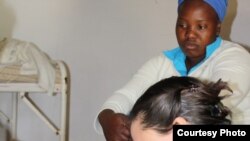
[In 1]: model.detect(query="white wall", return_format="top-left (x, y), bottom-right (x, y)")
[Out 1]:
top-left (0, 0), bottom-right (249, 141)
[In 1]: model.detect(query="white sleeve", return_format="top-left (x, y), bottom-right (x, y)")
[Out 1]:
top-left (211, 46), bottom-right (250, 123)
top-left (93, 55), bottom-right (171, 134)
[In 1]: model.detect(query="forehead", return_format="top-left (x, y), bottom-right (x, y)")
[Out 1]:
top-left (131, 118), bottom-right (172, 141)
top-left (178, 0), bottom-right (217, 21)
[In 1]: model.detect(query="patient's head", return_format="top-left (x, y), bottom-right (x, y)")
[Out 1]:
top-left (129, 76), bottom-right (232, 141)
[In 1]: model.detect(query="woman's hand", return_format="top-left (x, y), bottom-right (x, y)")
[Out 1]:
top-left (98, 109), bottom-right (131, 141)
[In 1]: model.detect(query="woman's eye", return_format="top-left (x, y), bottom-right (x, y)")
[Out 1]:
top-left (178, 23), bottom-right (187, 28)
top-left (197, 25), bottom-right (207, 30)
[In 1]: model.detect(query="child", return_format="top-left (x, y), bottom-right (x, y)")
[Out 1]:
top-left (130, 76), bottom-right (232, 141)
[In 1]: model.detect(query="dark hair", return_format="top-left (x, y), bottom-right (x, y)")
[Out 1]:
top-left (129, 76), bottom-right (232, 133)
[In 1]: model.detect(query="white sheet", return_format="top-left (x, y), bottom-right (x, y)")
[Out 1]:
top-left (0, 38), bottom-right (56, 96)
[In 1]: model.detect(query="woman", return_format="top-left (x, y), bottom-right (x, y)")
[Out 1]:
top-left (130, 76), bottom-right (232, 141)
top-left (95, 0), bottom-right (250, 141)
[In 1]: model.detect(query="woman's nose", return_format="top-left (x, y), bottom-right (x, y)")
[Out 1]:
top-left (185, 28), bottom-right (196, 40)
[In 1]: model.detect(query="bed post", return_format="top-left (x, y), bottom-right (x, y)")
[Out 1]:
top-left (58, 61), bottom-right (69, 141)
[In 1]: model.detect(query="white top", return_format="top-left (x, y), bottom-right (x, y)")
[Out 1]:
top-left (94, 40), bottom-right (250, 134)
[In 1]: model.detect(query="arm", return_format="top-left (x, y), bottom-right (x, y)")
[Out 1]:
top-left (98, 109), bottom-right (131, 141)
top-left (94, 55), bottom-right (173, 139)
top-left (210, 45), bottom-right (250, 123)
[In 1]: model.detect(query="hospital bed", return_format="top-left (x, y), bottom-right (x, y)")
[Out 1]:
top-left (0, 38), bottom-right (70, 141)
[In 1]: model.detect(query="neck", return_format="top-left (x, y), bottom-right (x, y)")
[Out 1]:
top-left (185, 56), bottom-right (205, 72)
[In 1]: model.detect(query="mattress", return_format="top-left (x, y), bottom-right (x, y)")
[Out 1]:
top-left (0, 63), bottom-right (62, 93)
top-left (0, 64), bottom-right (61, 83)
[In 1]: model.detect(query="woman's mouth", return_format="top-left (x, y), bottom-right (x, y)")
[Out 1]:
top-left (183, 42), bottom-right (199, 50)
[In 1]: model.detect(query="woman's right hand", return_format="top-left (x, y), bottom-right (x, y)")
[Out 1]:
top-left (98, 109), bottom-right (131, 141)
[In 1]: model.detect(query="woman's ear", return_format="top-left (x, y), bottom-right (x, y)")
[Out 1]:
top-left (216, 23), bottom-right (221, 36)
top-left (173, 117), bottom-right (189, 125)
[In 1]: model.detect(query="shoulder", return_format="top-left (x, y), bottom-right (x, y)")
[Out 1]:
top-left (209, 40), bottom-right (250, 67)
top-left (144, 53), bottom-right (169, 64)
top-left (137, 53), bottom-right (173, 72)
top-left (214, 40), bottom-right (250, 60)
top-left (220, 40), bottom-right (249, 54)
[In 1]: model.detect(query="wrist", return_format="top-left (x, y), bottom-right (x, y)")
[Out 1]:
top-left (98, 109), bottom-right (115, 127)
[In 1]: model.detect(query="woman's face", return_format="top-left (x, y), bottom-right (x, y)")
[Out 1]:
top-left (176, 0), bottom-right (220, 59)
top-left (131, 117), bottom-right (173, 141)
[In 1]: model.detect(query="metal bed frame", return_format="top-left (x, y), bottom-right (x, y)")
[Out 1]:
top-left (0, 61), bottom-right (70, 141)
